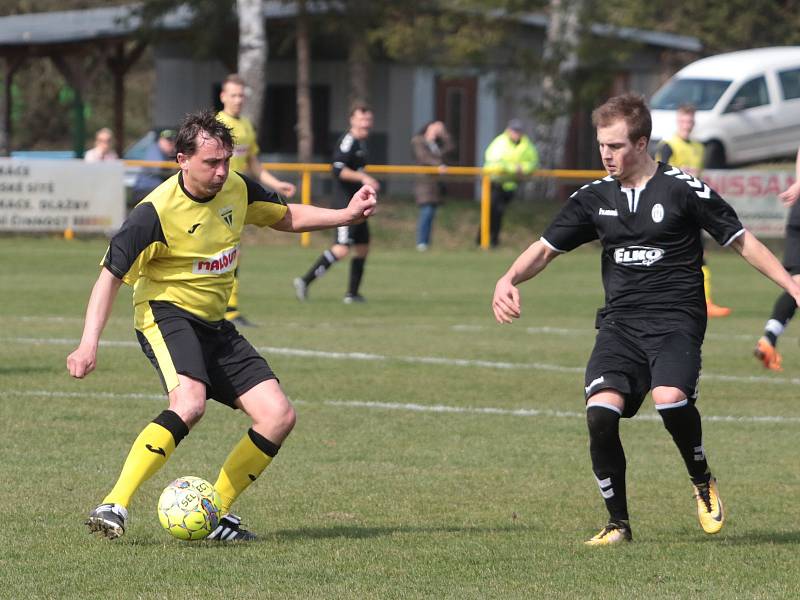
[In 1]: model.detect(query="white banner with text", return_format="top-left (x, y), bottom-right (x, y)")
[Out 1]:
top-left (0, 159), bottom-right (125, 233)
top-left (704, 169), bottom-right (794, 238)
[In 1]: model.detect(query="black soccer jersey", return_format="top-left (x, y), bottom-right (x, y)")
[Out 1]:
top-left (331, 131), bottom-right (368, 208)
top-left (541, 162), bottom-right (744, 320)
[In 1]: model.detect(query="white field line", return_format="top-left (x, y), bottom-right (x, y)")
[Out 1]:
top-left (9, 335), bottom-right (800, 387)
top-left (10, 389), bottom-right (800, 425)
top-left (452, 323), bottom-right (785, 343)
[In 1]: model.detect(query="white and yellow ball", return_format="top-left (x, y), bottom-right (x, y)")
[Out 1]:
top-left (157, 476), bottom-right (222, 540)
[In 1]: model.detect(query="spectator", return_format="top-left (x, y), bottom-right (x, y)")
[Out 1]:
top-left (84, 128), bottom-right (118, 162)
top-left (479, 119), bottom-right (539, 247)
top-left (131, 129), bottom-right (177, 203)
top-left (411, 120), bottom-right (453, 251)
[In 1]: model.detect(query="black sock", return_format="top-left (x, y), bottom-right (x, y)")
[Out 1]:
top-left (586, 405), bottom-right (628, 522)
top-left (657, 400), bottom-right (709, 484)
top-left (349, 257), bottom-right (365, 296)
top-left (302, 250), bottom-right (337, 284)
top-left (764, 292), bottom-right (797, 347)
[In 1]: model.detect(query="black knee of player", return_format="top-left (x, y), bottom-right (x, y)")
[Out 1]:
top-left (586, 404), bottom-right (621, 443)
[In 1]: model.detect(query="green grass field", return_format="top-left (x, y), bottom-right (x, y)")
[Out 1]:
top-left (3, 232), bottom-right (800, 599)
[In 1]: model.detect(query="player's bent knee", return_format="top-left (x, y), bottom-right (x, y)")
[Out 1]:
top-left (651, 386), bottom-right (686, 406)
top-left (168, 375), bottom-right (207, 426)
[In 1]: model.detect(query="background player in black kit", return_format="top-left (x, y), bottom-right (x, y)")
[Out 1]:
top-left (294, 103), bottom-right (380, 303)
top-left (754, 144), bottom-right (800, 371)
top-left (492, 94), bottom-right (800, 546)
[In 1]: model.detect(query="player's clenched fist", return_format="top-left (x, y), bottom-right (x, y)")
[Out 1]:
top-left (67, 345), bottom-right (97, 379)
top-left (347, 184), bottom-right (378, 222)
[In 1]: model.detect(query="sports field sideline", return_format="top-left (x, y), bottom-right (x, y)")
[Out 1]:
top-left (3, 236), bottom-right (800, 599)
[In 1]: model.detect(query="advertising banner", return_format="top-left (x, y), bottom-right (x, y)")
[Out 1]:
top-left (0, 159), bottom-right (125, 233)
top-left (704, 169), bottom-right (794, 238)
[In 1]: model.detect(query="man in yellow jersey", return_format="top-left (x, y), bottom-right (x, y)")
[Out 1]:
top-left (67, 110), bottom-right (377, 541)
top-left (656, 104), bottom-right (731, 318)
top-left (217, 73), bottom-right (297, 326)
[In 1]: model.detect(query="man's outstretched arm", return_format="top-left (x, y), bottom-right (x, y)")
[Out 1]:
top-left (730, 230), bottom-right (800, 305)
top-left (270, 185), bottom-right (377, 233)
top-left (66, 268), bottom-right (123, 378)
top-left (492, 240), bottom-right (560, 324)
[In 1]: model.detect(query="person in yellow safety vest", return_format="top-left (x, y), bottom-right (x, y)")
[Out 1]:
top-left (656, 104), bottom-right (731, 318)
top-left (479, 119), bottom-right (539, 247)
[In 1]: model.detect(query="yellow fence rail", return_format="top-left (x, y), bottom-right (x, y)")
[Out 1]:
top-left (125, 160), bottom-right (606, 249)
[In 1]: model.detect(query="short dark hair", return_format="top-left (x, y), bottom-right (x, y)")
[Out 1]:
top-left (349, 100), bottom-right (372, 116)
top-left (592, 93), bottom-right (652, 143)
top-left (175, 110), bottom-right (234, 157)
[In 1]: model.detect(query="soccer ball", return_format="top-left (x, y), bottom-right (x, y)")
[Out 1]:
top-left (157, 476), bottom-right (222, 540)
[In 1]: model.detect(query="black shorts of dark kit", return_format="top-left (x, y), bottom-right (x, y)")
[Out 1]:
top-left (136, 307), bottom-right (277, 408)
top-left (333, 221), bottom-right (370, 246)
top-left (783, 225), bottom-right (800, 274)
top-left (583, 316), bottom-right (704, 418)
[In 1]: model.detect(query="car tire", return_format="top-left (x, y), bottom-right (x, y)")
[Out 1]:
top-left (704, 141), bottom-right (726, 169)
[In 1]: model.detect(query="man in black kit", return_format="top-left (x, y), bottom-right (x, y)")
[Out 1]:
top-left (294, 103), bottom-right (380, 303)
top-left (492, 93), bottom-right (800, 545)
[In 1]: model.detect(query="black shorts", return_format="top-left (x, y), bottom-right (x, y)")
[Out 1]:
top-left (136, 307), bottom-right (276, 408)
top-left (783, 225), bottom-right (800, 273)
top-left (584, 316), bottom-right (703, 418)
top-left (334, 221), bottom-right (369, 246)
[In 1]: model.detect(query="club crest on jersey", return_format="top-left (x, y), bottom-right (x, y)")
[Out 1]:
top-left (219, 206), bottom-right (234, 228)
top-left (193, 245), bottom-right (240, 275)
top-left (613, 246), bottom-right (665, 267)
top-left (651, 203), bottom-right (664, 223)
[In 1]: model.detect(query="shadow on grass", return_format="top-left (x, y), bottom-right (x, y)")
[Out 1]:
top-left (0, 365), bottom-right (62, 375)
top-left (271, 523), bottom-right (534, 542)
top-left (719, 530), bottom-right (800, 545)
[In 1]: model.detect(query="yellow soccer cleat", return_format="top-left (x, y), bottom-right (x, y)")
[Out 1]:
top-left (754, 338), bottom-right (782, 372)
top-left (693, 477), bottom-right (724, 534)
top-left (584, 520), bottom-right (632, 546)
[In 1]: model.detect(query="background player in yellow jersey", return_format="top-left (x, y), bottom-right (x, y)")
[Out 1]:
top-left (217, 73), bottom-right (297, 326)
top-left (656, 104), bottom-right (731, 318)
top-left (67, 110), bottom-right (377, 540)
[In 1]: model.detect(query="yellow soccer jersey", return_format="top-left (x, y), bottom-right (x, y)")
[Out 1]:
top-left (102, 171), bottom-right (287, 326)
top-left (656, 135), bottom-right (705, 171)
top-left (216, 111), bottom-right (259, 175)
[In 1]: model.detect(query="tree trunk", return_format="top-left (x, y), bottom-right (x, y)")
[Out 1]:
top-left (535, 0), bottom-right (583, 170)
top-left (296, 0), bottom-right (313, 162)
top-left (347, 35), bottom-right (370, 106)
top-left (236, 0), bottom-right (266, 131)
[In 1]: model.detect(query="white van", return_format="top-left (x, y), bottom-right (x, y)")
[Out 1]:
top-left (649, 47), bottom-right (800, 167)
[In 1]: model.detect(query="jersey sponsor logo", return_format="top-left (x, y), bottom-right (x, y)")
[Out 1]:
top-left (598, 208), bottom-right (618, 217)
top-left (219, 206), bottom-right (234, 228)
top-left (651, 203), bottom-right (664, 223)
top-left (187, 223), bottom-right (201, 234)
top-left (664, 167), bottom-right (711, 199)
top-left (193, 245), bottom-right (240, 275)
top-left (613, 246), bottom-right (665, 266)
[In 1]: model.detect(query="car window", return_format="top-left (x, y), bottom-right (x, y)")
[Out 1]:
top-left (724, 76), bottom-right (770, 112)
top-left (779, 67), bottom-right (800, 100)
top-left (651, 78), bottom-right (731, 111)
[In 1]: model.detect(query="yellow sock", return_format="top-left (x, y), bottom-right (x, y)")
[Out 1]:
top-left (214, 429), bottom-right (278, 514)
top-left (702, 265), bottom-right (712, 303)
top-left (103, 422), bottom-right (177, 508)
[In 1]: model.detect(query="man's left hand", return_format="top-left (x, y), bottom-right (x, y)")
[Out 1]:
top-left (346, 185), bottom-right (378, 223)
